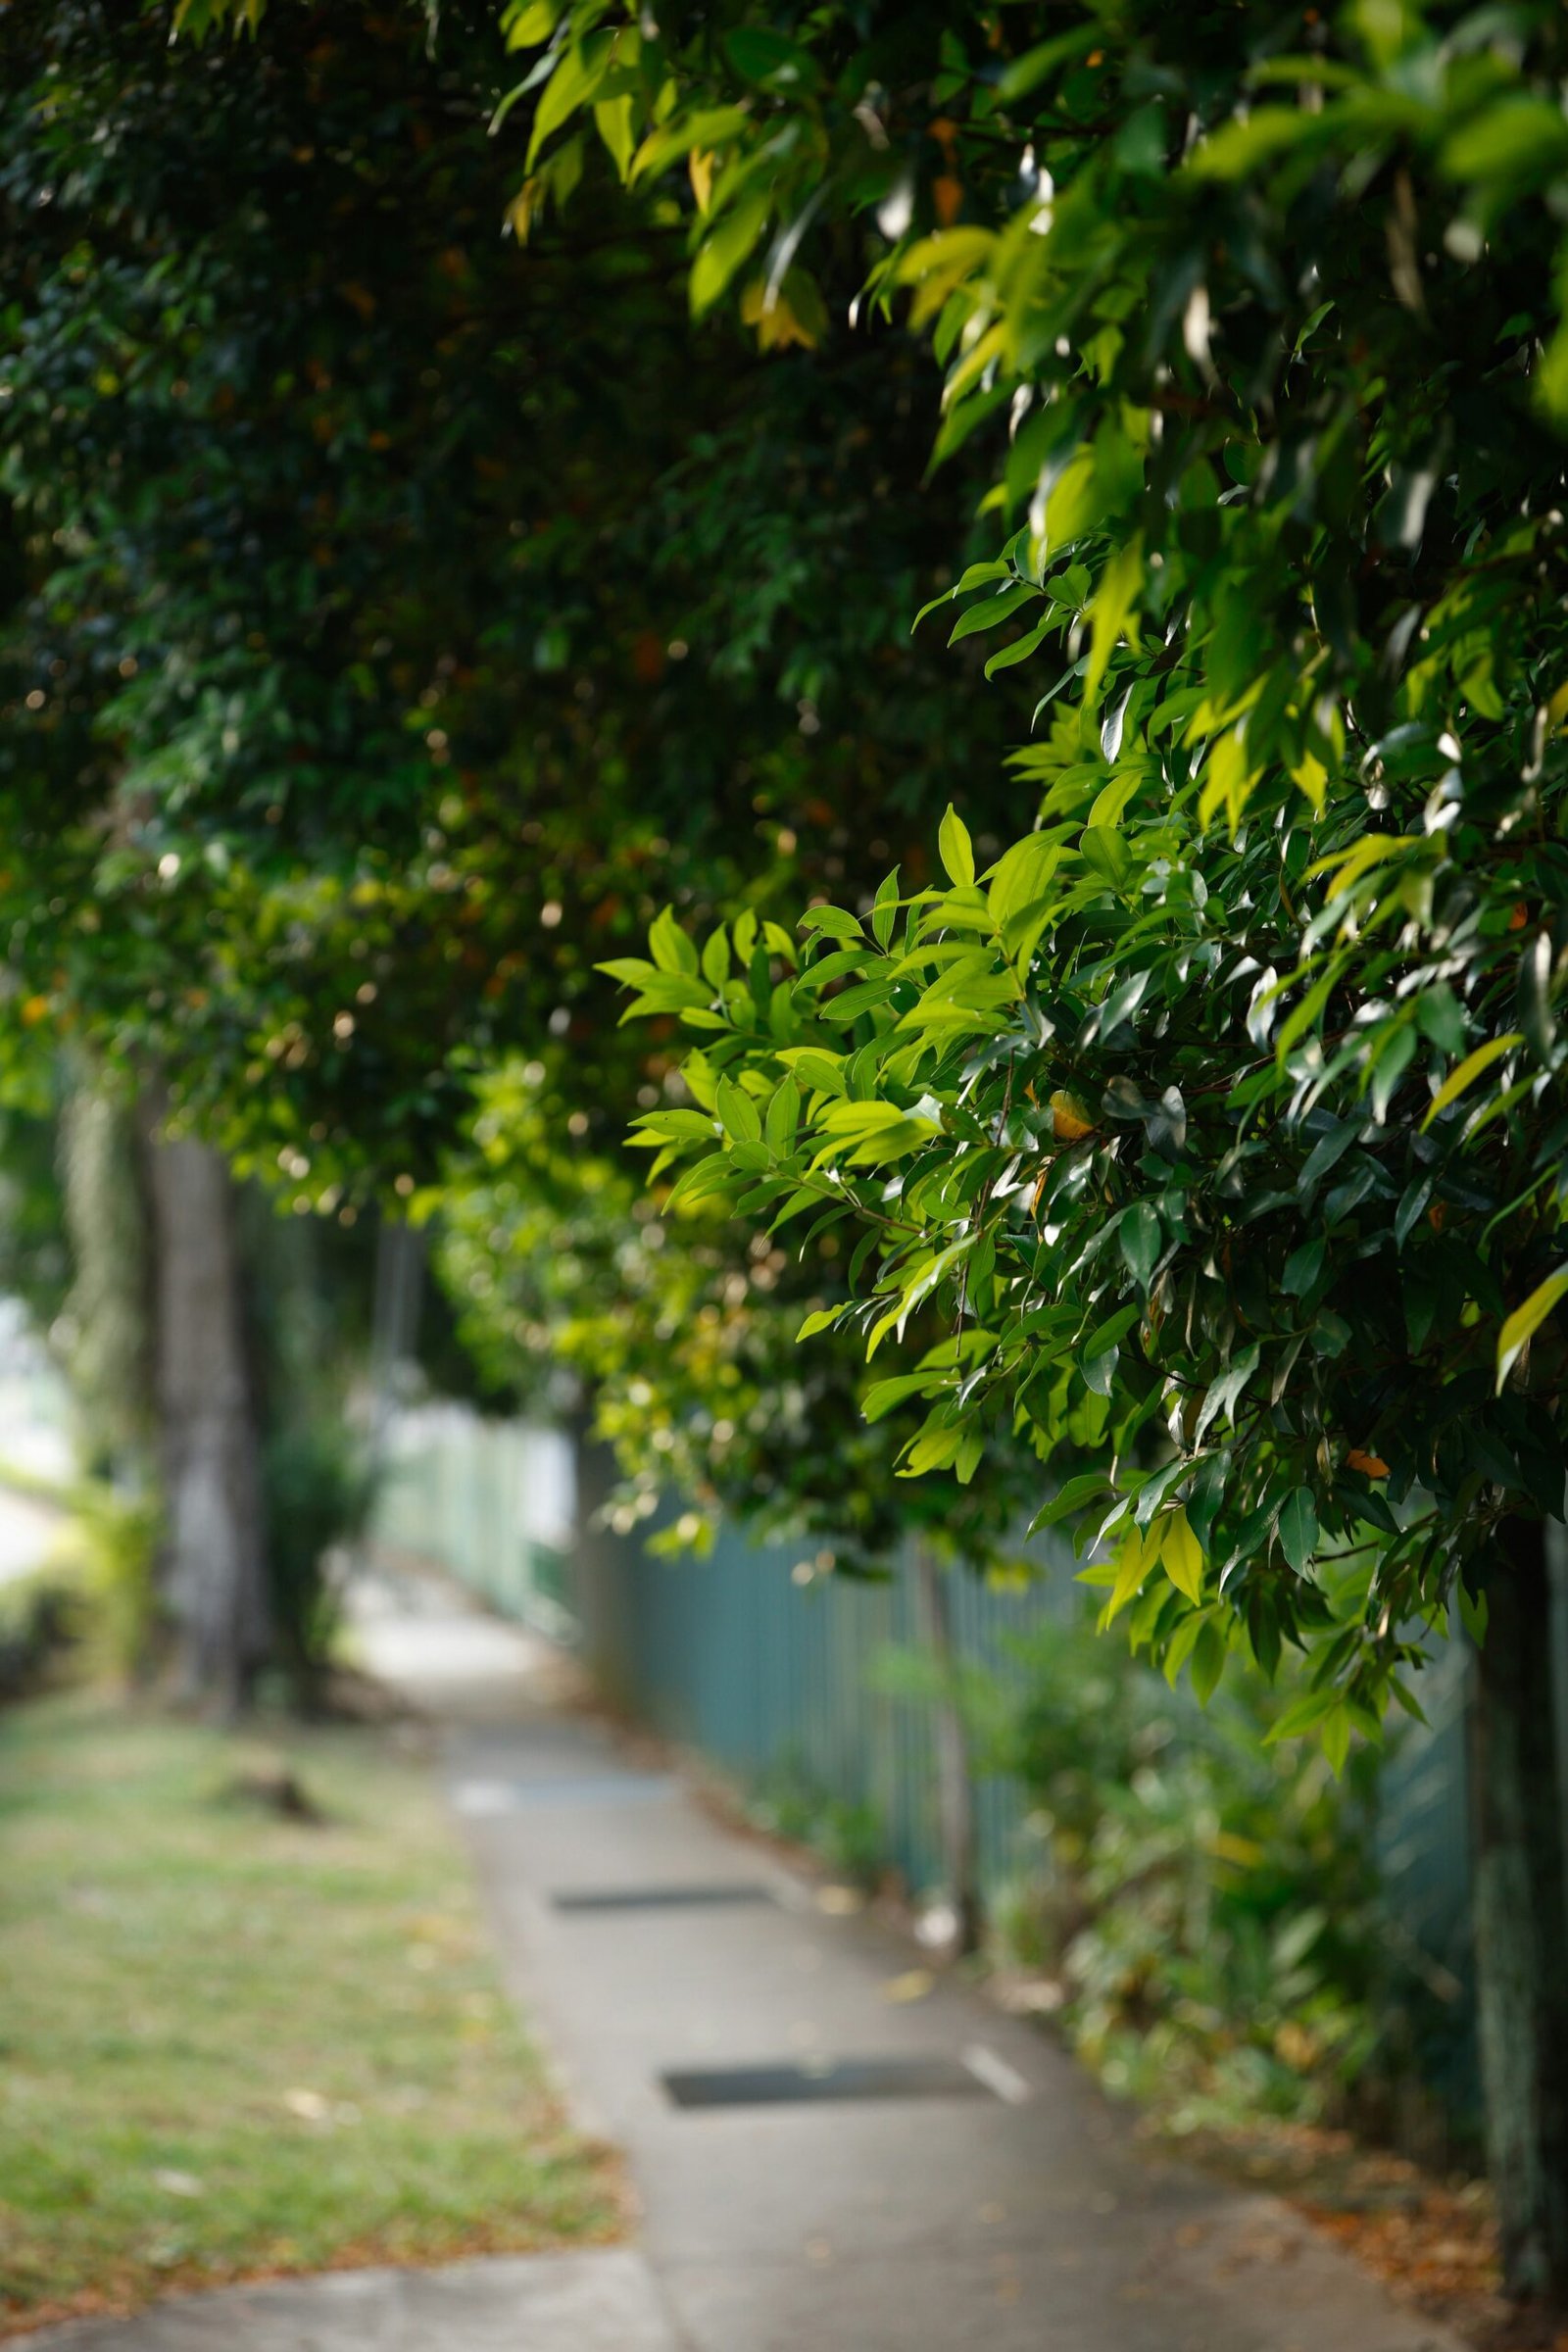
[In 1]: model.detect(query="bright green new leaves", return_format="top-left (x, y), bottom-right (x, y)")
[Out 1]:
top-left (937, 806), bottom-right (975, 889)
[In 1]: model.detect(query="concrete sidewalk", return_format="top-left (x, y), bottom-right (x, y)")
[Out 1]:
top-left (32, 1570), bottom-right (1464, 2352)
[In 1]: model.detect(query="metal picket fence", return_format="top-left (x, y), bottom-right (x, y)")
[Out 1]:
top-left (369, 1402), bottom-right (577, 1645)
top-left (368, 1402), bottom-right (1483, 2063)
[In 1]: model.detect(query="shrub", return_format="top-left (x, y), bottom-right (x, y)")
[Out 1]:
top-left (263, 1422), bottom-right (374, 1705)
top-left (961, 1615), bottom-right (1390, 2132)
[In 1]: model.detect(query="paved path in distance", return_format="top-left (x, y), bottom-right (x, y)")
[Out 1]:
top-left (29, 1568), bottom-right (1465, 2352)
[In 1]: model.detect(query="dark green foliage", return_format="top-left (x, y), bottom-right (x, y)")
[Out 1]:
top-left (261, 1421), bottom-right (372, 1700)
top-left (239, 1189), bottom-right (373, 1696)
top-left (0, 0), bottom-right (1013, 1198)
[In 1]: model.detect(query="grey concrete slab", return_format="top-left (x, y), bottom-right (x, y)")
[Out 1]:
top-left (441, 1694), bottom-right (1467, 2352)
top-left (660, 2221), bottom-right (1458, 2352)
top-left (24, 2250), bottom-right (680, 2351)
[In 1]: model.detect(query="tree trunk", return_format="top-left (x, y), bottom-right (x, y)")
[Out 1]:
top-left (140, 1104), bottom-right (269, 1714)
top-left (1471, 1513), bottom-right (1568, 2304)
top-left (911, 1538), bottom-right (982, 1957)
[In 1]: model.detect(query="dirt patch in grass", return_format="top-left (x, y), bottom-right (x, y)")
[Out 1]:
top-left (0, 1688), bottom-right (625, 2337)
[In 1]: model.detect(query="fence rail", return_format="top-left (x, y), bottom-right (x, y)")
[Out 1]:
top-left (369, 1402), bottom-right (1483, 2075)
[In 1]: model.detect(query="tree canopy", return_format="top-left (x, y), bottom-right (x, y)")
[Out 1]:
top-left (0, 0), bottom-right (1010, 1191)
top-left (491, 0), bottom-right (1568, 1753)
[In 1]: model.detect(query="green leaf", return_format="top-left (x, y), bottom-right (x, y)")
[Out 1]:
top-left (1084, 537), bottom-right (1142, 707)
top-left (1441, 97), bottom-right (1568, 182)
top-left (1189, 1619), bottom-right (1227, 1705)
top-left (648, 905), bottom-right (699, 977)
top-left (593, 93), bottom-right (636, 179)
top-left (1394, 1177), bottom-right (1432, 1250)
top-left (871, 870), bottom-right (902, 950)
top-left (690, 192), bottom-right (770, 318)
top-left (1027, 1472), bottom-right (1111, 1534)
top-left (1276, 1488), bottom-right (1319, 1576)
top-left (800, 905), bottom-right (864, 943)
top-left (1320, 1703), bottom-right (1353, 1780)
top-left (1194, 1342), bottom-right (1260, 1445)
top-left (985, 831), bottom-right (1059, 952)
top-left (949, 582), bottom-right (1038, 645)
top-left (1190, 105), bottom-right (1329, 180)
top-left (764, 1077), bottom-right (801, 1152)
top-left (1281, 1237), bottom-right (1324, 1297)
top-left (723, 24), bottom-right (814, 85)
top-left (997, 23), bottom-right (1098, 100)
top-left (1264, 1689), bottom-right (1339, 1744)
top-left (780, 1048), bottom-right (847, 1099)
top-left (1415, 983), bottom-right (1465, 1055)
top-left (503, 0), bottom-right (559, 46)
top-left (861, 1373), bottom-right (938, 1423)
top-left (1496, 1267), bottom-right (1568, 1393)
top-left (701, 926), bottom-right (731, 989)
top-left (1081, 1302), bottom-right (1140, 1360)
top-left (938, 805), bottom-right (975, 888)
top-left (913, 561), bottom-right (1007, 631)
top-left (629, 105), bottom-right (751, 184)
top-left (1119, 1201), bottom-right (1161, 1291)
top-left (525, 31), bottom-right (613, 168)
top-left (985, 617), bottom-right (1054, 678)
top-left (1457, 1577), bottom-right (1489, 1645)
top-left (715, 1077), bottom-right (761, 1143)
top-left (1079, 826), bottom-right (1133, 892)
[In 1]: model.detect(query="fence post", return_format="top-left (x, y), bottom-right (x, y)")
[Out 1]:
top-left (911, 1537), bottom-right (981, 1956)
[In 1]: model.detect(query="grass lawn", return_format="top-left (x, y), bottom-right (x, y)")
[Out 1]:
top-left (0, 1687), bottom-right (623, 2334)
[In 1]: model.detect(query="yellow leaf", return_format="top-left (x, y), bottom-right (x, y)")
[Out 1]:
top-left (1161, 1507), bottom-right (1203, 1604)
top-left (1421, 1032), bottom-right (1522, 1130)
top-left (594, 95), bottom-right (636, 179)
top-left (1289, 749), bottom-right (1327, 810)
top-left (1101, 1525), bottom-right (1158, 1624)
top-left (1199, 726), bottom-right (1259, 832)
top-left (1496, 1265), bottom-right (1568, 1393)
top-left (1050, 1090), bottom-right (1095, 1144)
top-left (1084, 537), bottom-right (1143, 708)
top-left (689, 149), bottom-right (714, 213)
top-left (740, 277), bottom-right (817, 352)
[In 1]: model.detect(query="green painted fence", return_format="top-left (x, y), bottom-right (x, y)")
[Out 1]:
top-left (370, 1400), bottom-right (1484, 2101)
